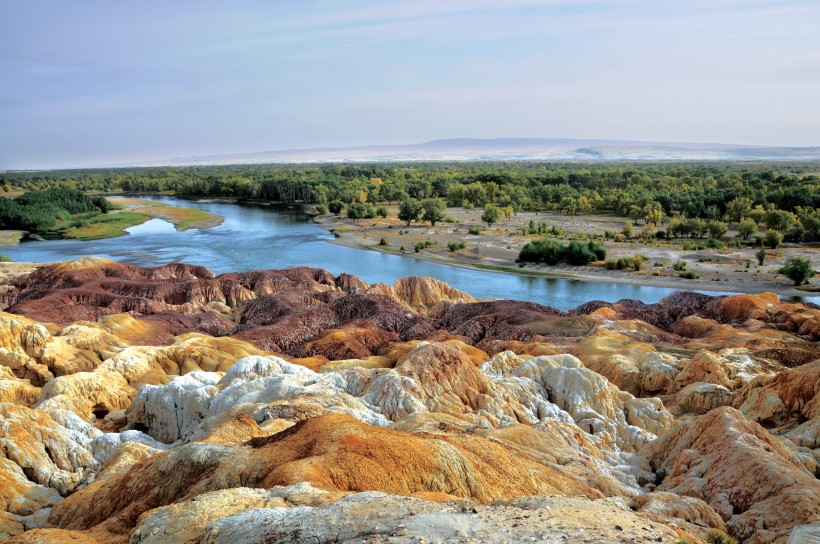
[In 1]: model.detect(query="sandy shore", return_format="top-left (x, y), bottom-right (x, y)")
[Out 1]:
top-left (110, 197), bottom-right (224, 230)
top-left (315, 209), bottom-right (820, 300)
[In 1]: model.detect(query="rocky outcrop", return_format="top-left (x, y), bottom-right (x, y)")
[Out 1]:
top-left (1, 259), bottom-right (819, 543)
top-left (643, 407), bottom-right (820, 544)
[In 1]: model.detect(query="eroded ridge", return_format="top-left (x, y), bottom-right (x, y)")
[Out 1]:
top-left (0, 258), bottom-right (818, 543)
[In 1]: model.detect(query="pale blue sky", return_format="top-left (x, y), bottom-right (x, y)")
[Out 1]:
top-left (1, 0), bottom-right (819, 169)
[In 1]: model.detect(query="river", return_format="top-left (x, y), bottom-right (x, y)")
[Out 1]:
top-left (0, 196), bottom-right (761, 310)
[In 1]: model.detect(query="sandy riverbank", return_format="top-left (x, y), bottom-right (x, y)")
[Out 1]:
top-left (314, 208), bottom-right (820, 299)
top-left (110, 197), bottom-right (224, 230)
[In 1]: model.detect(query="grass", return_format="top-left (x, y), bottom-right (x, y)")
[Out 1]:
top-left (139, 205), bottom-right (220, 230)
top-left (109, 197), bottom-right (223, 230)
top-left (63, 212), bottom-right (150, 240)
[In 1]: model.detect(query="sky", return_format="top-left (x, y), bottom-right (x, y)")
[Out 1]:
top-left (1, 0), bottom-right (819, 169)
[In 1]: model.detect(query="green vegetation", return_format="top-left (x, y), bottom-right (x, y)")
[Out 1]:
top-left (756, 248), bottom-right (767, 265)
top-left (779, 256), bottom-right (816, 285)
top-left (0, 188), bottom-right (127, 237)
top-left (447, 241), bottom-right (466, 252)
top-left (518, 239), bottom-right (606, 266)
top-left (64, 212), bottom-right (149, 240)
top-left (680, 270), bottom-right (699, 279)
top-left (0, 254), bottom-right (11, 262)
top-left (3, 163), bottom-right (818, 238)
top-left (414, 240), bottom-right (433, 252)
top-left (708, 220), bottom-right (727, 239)
top-left (764, 229), bottom-right (783, 248)
top-left (605, 254), bottom-right (645, 271)
top-left (737, 217), bottom-right (757, 239)
top-left (346, 202), bottom-right (376, 219)
top-left (481, 204), bottom-right (502, 227)
top-left (398, 198), bottom-right (420, 226)
top-left (420, 198), bottom-right (446, 226)
top-left (468, 226), bottom-right (484, 235)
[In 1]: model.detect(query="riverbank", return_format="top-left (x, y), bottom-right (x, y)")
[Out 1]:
top-left (109, 197), bottom-right (224, 230)
top-left (314, 208), bottom-right (819, 299)
top-left (0, 198), bottom-right (225, 245)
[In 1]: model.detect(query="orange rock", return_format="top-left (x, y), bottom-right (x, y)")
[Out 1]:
top-left (47, 414), bottom-right (601, 536)
top-left (643, 407), bottom-right (820, 544)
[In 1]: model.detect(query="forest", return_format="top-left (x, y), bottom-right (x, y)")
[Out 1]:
top-left (0, 188), bottom-right (119, 234)
top-left (2, 162), bottom-right (819, 241)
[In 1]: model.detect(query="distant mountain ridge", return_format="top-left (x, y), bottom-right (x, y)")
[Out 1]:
top-left (132, 138), bottom-right (820, 167)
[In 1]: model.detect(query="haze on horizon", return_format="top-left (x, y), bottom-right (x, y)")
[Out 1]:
top-left (1, 0), bottom-right (819, 170)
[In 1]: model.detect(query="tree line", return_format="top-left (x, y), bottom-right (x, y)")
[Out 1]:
top-left (3, 162), bottom-right (818, 239)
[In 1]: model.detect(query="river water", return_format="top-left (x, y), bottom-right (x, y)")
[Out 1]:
top-left (0, 196), bottom-right (761, 310)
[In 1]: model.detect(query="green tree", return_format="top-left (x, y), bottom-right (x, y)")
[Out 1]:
top-left (766, 209), bottom-right (796, 232)
top-left (764, 229), bottom-right (783, 249)
top-left (800, 213), bottom-right (820, 241)
top-left (779, 256), bottom-right (815, 285)
top-left (737, 218), bottom-right (757, 240)
top-left (481, 204), bottom-right (502, 227)
top-left (421, 198), bottom-right (446, 226)
top-left (347, 202), bottom-right (375, 219)
top-left (725, 197), bottom-right (752, 224)
top-left (328, 200), bottom-right (346, 215)
top-left (398, 198), bottom-right (420, 226)
top-left (708, 220), bottom-right (728, 239)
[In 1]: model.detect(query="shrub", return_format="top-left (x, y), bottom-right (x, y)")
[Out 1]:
top-left (378, 238), bottom-right (387, 246)
top-left (347, 202), bottom-right (376, 219)
top-left (679, 270), bottom-right (699, 279)
top-left (708, 220), bottom-right (728, 239)
top-left (414, 240), bottom-right (433, 252)
top-left (375, 206), bottom-right (388, 218)
top-left (468, 226), bottom-right (483, 235)
top-left (564, 240), bottom-right (596, 265)
top-left (617, 257), bottom-right (633, 269)
top-left (756, 248), bottom-right (766, 265)
top-left (518, 239), bottom-right (565, 265)
top-left (518, 239), bottom-right (605, 266)
top-left (328, 200), bottom-right (346, 215)
top-left (705, 238), bottom-right (725, 249)
top-left (0, 254), bottom-right (11, 263)
top-left (704, 530), bottom-right (738, 544)
top-left (315, 203), bottom-right (328, 215)
top-left (737, 217), bottom-right (757, 240)
top-left (447, 241), bottom-right (466, 252)
top-left (764, 229), bottom-right (783, 249)
top-left (672, 261), bottom-right (687, 271)
top-left (655, 229), bottom-right (666, 239)
top-left (622, 221), bottom-right (634, 239)
top-left (779, 256), bottom-right (816, 285)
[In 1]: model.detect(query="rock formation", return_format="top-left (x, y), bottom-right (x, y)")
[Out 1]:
top-left (0, 258), bottom-right (817, 543)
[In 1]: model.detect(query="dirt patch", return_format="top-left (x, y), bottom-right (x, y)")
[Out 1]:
top-left (315, 207), bottom-right (819, 299)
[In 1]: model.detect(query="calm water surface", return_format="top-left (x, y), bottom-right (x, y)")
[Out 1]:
top-left (2, 196), bottom-right (790, 310)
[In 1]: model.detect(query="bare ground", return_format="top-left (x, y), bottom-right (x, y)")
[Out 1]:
top-left (315, 206), bottom-right (820, 299)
